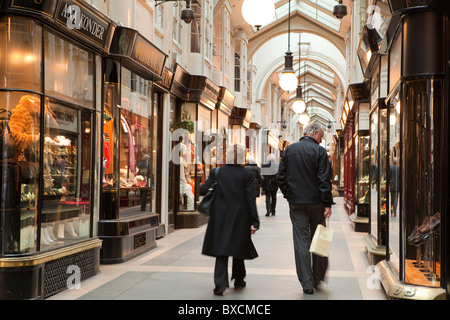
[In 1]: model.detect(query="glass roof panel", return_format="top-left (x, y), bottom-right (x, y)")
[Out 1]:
top-left (261, 1), bottom-right (341, 33)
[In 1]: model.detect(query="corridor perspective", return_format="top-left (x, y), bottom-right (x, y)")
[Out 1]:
top-left (47, 195), bottom-right (387, 301)
top-left (0, 0), bottom-right (449, 302)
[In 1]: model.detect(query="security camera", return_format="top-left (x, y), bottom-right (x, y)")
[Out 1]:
top-left (181, 8), bottom-right (195, 23)
top-left (333, 0), bottom-right (347, 19)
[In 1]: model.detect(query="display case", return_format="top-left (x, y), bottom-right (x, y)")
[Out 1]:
top-left (354, 132), bottom-right (370, 218)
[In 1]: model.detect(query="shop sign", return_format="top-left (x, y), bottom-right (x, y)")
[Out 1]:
top-left (9, 0), bottom-right (58, 19)
top-left (56, 0), bottom-right (111, 48)
top-left (155, 67), bottom-right (174, 92)
top-left (203, 78), bottom-right (220, 103)
top-left (131, 33), bottom-right (166, 78)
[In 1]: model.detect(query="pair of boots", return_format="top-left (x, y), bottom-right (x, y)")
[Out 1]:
top-left (41, 222), bottom-right (78, 245)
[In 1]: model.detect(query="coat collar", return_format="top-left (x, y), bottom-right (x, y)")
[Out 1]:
top-left (300, 135), bottom-right (319, 144)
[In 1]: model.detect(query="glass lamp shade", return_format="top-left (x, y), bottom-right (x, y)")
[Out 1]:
top-left (292, 99), bottom-right (306, 114)
top-left (298, 112), bottom-right (310, 125)
top-left (279, 72), bottom-right (298, 91)
top-left (242, 0), bottom-right (275, 30)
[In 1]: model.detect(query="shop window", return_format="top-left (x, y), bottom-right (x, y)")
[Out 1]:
top-left (402, 79), bottom-right (442, 287)
top-left (0, 16), bottom-right (42, 92)
top-left (388, 88), bottom-right (401, 271)
top-left (0, 92), bottom-right (41, 254)
top-left (44, 29), bottom-right (94, 108)
top-left (118, 68), bottom-right (153, 215)
top-left (41, 99), bottom-right (93, 248)
top-left (378, 107), bottom-right (388, 245)
top-left (369, 109), bottom-right (378, 241)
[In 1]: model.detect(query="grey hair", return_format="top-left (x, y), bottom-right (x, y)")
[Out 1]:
top-left (303, 122), bottom-right (324, 136)
top-left (267, 153), bottom-right (275, 161)
top-left (226, 143), bottom-right (246, 165)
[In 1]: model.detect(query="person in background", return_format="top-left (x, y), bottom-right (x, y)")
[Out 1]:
top-left (244, 155), bottom-right (263, 198)
top-left (200, 144), bottom-right (259, 296)
top-left (277, 122), bottom-right (332, 295)
top-left (261, 153), bottom-right (279, 216)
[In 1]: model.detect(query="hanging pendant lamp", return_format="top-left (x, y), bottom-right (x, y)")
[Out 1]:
top-left (292, 33), bottom-right (306, 113)
top-left (279, 0), bottom-right (298, 92)
top-left (242, 0), bottom-right (275, 30)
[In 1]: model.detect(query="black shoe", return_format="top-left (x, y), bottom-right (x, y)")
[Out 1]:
top-left (234, 280), bottom-right (246, 288)
top-left (213, 287), bottom-right (227, 296)
top-left (265, 212), bottom-right (270, 217)
top-left (303, 288), bottom-right (314, 295)
top-left (271, 212), bottom-right (276, 216)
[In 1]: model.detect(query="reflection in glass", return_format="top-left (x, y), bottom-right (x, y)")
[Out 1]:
top-left (0, 16), bottom-right (42, 92)
top-left (369, 110), bottom-right (378, 241)
top-left (118, 68), bottom-right (153, 217)
top-left (378, 108), bottom-right (388, 246)
top-left (403, 79), bottom-right (441, 287)
top-left (41, 100), bottom-right (92, 248)
top-left (44, 30), bottom-right (94, 108)
top-left (388, 92), bottom-right (401, 270)
top-left (355, 134), bottom-right (370, 217)
top-left (0, 92), bottom-right (41, 254)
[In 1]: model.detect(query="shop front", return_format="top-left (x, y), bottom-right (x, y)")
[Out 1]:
top-left (345, 83), bottom-right (370, 232)
top-left (363, 1), bottom-right (449, 299)
top-left (99, 26), bottom-right (167, 264)
top-left (341, 95), bottom-right (355, 217)
top-left (167, 64), bottom-right (190, 230)
top-left (174, 76), bottom-right (221, 228)
top-left (0, 0), bottom-right (116, 299)
top-left (229, 106), bottom-right (252, 148)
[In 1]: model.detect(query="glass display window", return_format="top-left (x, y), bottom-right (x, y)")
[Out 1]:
top-left (41, 99), bottom-right (93, 248)
top-left (369, 108), bottom-right (379, 241)
top-left (402, 78), bottom-right (442, 287)
top-left (387, 87), bottom-right (401, 271)
top-left (378, 107), bottom-right (388, 246)
top-left (355, 132), bottom-right (370, 217)
top-left (0, 16), bottom-right (42, 92)
top-left (44, 29), bottom-right (94, 108)
top-left (118, 67), bottom-right (153, 216)
top-left (0, 92), bottom-right (41, 254)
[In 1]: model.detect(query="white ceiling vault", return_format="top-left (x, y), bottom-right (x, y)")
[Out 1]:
top-left (227, 0), bottom-right (352, 125)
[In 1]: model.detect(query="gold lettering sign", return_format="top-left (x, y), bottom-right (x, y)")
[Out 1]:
top-left (132, 35), bottom-right (165, 76)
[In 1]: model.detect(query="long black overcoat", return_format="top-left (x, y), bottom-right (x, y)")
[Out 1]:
top-left (200, 165), bottom-right (260, 260)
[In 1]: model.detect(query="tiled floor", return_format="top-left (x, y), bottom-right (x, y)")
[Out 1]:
top-left (47, 195), bottom-right (388, 301)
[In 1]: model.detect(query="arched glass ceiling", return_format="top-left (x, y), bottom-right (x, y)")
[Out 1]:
top-left (255, 0), bottom-right (342, 33)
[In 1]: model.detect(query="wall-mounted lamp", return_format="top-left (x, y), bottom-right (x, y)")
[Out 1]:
top-left (279, 0), bottom-right (298, 92)
top-left (156, 0), bottom-right (195, 23)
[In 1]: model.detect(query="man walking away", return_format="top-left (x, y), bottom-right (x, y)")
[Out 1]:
top-left (277, 122), bottom-right (332, 295)
top-left (261, 154), bottom-right (279, 216)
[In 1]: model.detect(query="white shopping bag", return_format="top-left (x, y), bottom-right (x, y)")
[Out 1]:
top-left (309, 224), bottom-right (333, 257)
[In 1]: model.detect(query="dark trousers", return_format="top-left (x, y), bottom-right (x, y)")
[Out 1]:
top-left (214, 256), bottom-right (245, 288)
top-left (288, 203), bottom-right (328, 290)
top-left (390, 190), bottom-right (399, 215)
top-left (265, 190), bottom-right (277, 214)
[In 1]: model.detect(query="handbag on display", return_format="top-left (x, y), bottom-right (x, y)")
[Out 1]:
top-left (309, 221), bottom-right (333, 257)
top-left (197, 167), bottom-right (219, 216)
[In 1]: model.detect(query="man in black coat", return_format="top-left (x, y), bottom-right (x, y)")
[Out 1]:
top-left (261, 153), bottom-right (279, 216)
top-left (277, 122), bottom-right (332, 295)
top-left (201, 144), bottom-right (260, 296)
top-left (244, 155), bottom-right (263, 197)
